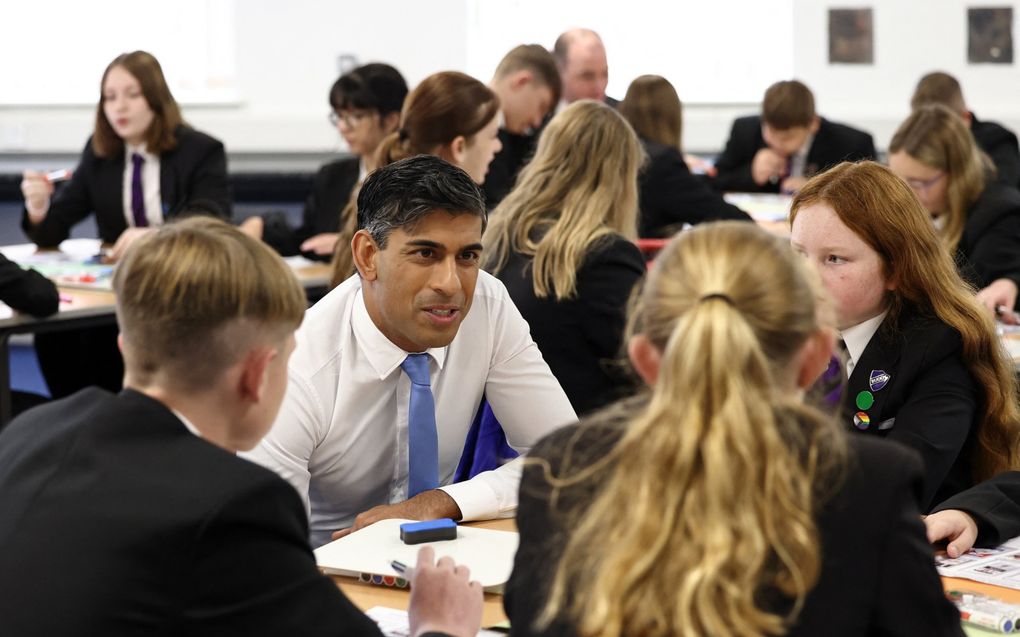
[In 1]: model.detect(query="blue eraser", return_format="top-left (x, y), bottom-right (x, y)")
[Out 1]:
top-left (400, 518), bottom-right (457, 544)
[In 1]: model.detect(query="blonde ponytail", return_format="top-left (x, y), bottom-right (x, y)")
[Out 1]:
top-left (538, 222), bottom-right (846, 637)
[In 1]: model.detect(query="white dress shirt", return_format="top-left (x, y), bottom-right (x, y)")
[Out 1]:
top-left (840, 310), bottom-right (888, 378)
top-left (244, 271), bottom-right (577, 546)
top-left (789, 134), bottom-right (815, 178)
top-left (121, 144), bottom-right (163, 227)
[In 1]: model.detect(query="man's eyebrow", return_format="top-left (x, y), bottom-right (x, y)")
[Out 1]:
top-left (459, 243), bottom-right (484, 252)
top-left (404, 240), bottom-right (443, 249)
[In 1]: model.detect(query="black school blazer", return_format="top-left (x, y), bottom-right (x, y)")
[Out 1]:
top-left (840, 308), bottom-right (977, 511)
top-left (957, 181), bottom-right (1020, 297)
top-left (22, 125), bottom-right (231, 247)
top-left (712, 115), bottom-right (876, 193)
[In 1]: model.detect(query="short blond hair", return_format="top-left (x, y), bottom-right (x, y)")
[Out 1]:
top-left (113, 217), bottom-right (306, 391)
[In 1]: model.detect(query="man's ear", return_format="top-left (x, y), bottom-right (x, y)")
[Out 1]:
top-left (352, 229), bottom-right (381, 280)
top-left (809, 115), bottom-right (821, 135)
top-left (238, 346), bottom-right (276, 404)
top-left (628, 334), bottom-right (661, 386)
top-left (448, 135), bottom-right (468, 165)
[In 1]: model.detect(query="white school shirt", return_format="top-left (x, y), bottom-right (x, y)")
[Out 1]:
top-left (840, 310), bottom-right (888, 378)
top-left (244, 271), bottom-right (577, 546)
top-left (121, 144), bottom-right (163, 227)
top-left (789, 134), bottom-right (815, 178)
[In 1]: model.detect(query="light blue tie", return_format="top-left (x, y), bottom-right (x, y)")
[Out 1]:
top-left (401, 354), bottom-right (439, 497)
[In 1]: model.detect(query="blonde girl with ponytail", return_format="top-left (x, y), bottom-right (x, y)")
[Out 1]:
top-left (504, 221), bottom-right (963, 637)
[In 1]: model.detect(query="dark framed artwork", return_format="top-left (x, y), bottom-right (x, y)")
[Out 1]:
top-left (968, 7), bottom-right (1014, 64)
top-left (829, 8), bottom-right (874, 64)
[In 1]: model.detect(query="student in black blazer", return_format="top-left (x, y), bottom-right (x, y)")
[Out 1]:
top-left (791, 161), bottom-right (1020, 511)
top-left (619, 75), bottom-right (751, 237)
top-left (0, 218), bottom-right (481, 637)
top-left (244, 63), bottom-right (408, 260)
top-left (484, 45), bottom-right (560, 208)
top-left (0, 255), bottom-right (59, 415)
top-left (505, 222), bottom-right (962, 637)
top-left (484, 100), bottom-right (645, 415)
top-left (713, 80), bottom-right (876, 194)
top-left (911, 71), bottom-right (1020, 187)
top-left (22, 52), bottom-right (229, 257)
top-left (890, 104), bottom-right (1020, 313)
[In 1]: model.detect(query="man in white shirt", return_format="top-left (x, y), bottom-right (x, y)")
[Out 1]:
top-left (247, 155), bottom-right (576, 546)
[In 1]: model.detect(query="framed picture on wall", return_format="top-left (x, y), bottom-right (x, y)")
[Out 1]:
top-left (968, 7), bottom-right (1014, 64)
top-left (829, 8), bottom-right (874, 64)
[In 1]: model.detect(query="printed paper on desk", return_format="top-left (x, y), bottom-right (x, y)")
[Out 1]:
top-left (314, 518), bottom-right (519, 592)
top-left (936, 535), bottom-right (1020, 591)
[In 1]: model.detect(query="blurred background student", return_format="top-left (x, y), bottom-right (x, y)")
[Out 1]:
top-left (484, 45), bottom-right (561, 208)
top-left (329, 70), bottom-right (501, 286)
top-left (506, 222), bottom-right (963, 637)
top-left (619, 74), bottom-right (750, 237)
top-left (19, 50), bottom-right (230, 399)
top-left (484, 100), bottom-right (644, 415)
top-left (242, 63), bottom-right (408, 261)
top-left (911, 71), bottom-right (1020, 187)
top-left (889, 104), bottom-right (1020, 313)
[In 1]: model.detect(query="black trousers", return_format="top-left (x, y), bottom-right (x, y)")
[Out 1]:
top-left (35, 324), bottom-right (123, 399)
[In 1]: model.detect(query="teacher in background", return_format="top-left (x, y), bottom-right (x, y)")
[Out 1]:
top-left (20, 50), bottom-right (230, 262)
top-left (19, 50), bottom-right (230, 400)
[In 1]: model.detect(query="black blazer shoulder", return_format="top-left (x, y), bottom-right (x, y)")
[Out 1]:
top-left (23, 125), bottom-right (231, 247)
top-left (958, 181), bottom-right (1020, 290)
top-left (933, 471), bottom-right (1020, 547)
top-left (0, 254), bottom-right (58, 317)
top-left (638, 139), bottom-right (751, 237)
top-left (483, 129), bottom-right (538, 208)
top-left (712, 115), bottom-right (875, 193)
top-left (971, 114), bottom-right (1020, 187)
top-left (506, 417), bottom-right (962, 637)
top-left (495, 235), bottom-right (644, 415)
top-left (262, 156), bottom-right (360, 258)
top-left (0, 388), bottom-right (382, 637)
top-left (840, 309), bottom-right (977, 510)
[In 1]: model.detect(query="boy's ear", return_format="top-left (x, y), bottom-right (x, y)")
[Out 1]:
top-left (238, 345), bottom-right (276, 403)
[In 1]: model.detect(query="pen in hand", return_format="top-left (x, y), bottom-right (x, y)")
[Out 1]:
top-left (390, 559), bottom-right (415, 582)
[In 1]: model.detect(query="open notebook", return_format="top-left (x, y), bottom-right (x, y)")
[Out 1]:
top-left (314, 519), bottom-right (519, 592)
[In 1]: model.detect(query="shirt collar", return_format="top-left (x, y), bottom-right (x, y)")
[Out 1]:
top-left (125, 142), bottom-right (157, 162)
top-left (170, 407), bottom-right (203, 438)
top-left (351, 286), bottom-right (447, 379)
top-left (840, 310), bottom-right (888, 369)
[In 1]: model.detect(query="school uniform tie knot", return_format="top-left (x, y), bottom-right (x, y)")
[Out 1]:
top-left (401, 354), bottom-right (438, 497)
top-left (130, 153), bottom-right (148, 228)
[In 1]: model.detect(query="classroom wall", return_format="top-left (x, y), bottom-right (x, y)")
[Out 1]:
top-left (0, 0), bottom-right (1018, 157)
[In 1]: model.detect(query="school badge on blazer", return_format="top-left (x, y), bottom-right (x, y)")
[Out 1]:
top-left (869, 369), bottom-right (890, 391)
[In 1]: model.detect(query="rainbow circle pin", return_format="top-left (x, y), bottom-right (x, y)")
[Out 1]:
top-left (853, 411), bottom-right (871, 430)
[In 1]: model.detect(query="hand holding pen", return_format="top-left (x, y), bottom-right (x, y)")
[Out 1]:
top-left (21, 169), bottom-right (72, 223)
top-left (394, 546), bottom-right (483, 637)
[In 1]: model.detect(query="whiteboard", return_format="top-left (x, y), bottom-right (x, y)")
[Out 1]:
top-left (0, 0), bottom-right (237, 105)
top-left (464, 0), bottom-right (795, 104)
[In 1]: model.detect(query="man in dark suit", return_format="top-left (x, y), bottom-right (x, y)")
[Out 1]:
top-left (0, 217), bottom-right (482, 637)
top-left (484, 45), bottom-right (561, 207)
top-left (911, 71), bottom-right (1020, 187)
top-left (552, 29), bottom-right (618, 108)
top-left (713, 80), bottom-right (876, 194)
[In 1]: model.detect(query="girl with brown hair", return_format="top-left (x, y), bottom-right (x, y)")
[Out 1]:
top-left (790, 160), bottom-right (1020, 510)
top-left (329, 71), bottom-right (501, 286)
top-left (889, 103), bottom-right (1020, 313)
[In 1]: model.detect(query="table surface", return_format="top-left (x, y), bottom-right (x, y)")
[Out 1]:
top-left (333, 520), bottom-right (1020, 633)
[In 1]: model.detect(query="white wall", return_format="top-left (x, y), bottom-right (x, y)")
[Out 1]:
top-left (1, 0), bottom-right (1018, 156)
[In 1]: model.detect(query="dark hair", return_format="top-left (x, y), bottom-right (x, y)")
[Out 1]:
top-left (357, 155), bottom-right (487, 248)
top-left (93, 51), bottom-right (184, 158)
top-left (329, 62), bottom-right (408, 116)
top-left (762, 80), bottom-right (815, 130)
top-left (494, 44), bottom-right (562, 106)
top-left (376, 71), bottom-right (500, 167)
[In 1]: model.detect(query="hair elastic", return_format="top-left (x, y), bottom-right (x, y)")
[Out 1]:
top-left (699, 293), bottom-right (735, 306)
